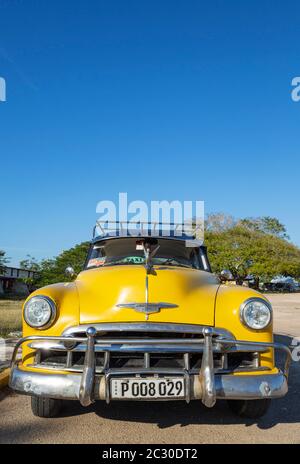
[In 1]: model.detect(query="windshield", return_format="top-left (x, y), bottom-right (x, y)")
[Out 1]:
top-left (86, 238), bottom-right (204, 270)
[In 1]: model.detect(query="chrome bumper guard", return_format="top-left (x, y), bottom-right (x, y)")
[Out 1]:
top-left (10, 326), bottom-right (291, 407)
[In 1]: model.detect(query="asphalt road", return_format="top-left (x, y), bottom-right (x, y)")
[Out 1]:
top-left (0, 294), bottom-right (299, 444)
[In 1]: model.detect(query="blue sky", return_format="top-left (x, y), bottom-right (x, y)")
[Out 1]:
top-left (0, 0), bottom-right (299, 266)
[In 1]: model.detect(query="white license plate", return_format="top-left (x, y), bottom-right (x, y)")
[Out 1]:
top-left (110, 377), bottom-right (185, 399)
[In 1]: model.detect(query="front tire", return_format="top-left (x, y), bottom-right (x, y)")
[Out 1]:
top-left (31, 396), bottom-right (62, 418)
top-left (227, 399), bottom-right (271, 418)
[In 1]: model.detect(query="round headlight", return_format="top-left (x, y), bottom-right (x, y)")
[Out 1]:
top-left (240, 298), bottom-right (272, 330)
top-left (24, 296), bottom-right (56, 329)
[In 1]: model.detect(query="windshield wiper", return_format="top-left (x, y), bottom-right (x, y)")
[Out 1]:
top-left (102, 259), bottom-right (192, 269)
top-left (102, 261), bottom-right (143, 267)
top-left (158, 259), bottom-right (193, 269)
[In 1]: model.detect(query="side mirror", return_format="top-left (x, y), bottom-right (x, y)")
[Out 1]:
top-left (219, 269), bottom-right (233, 281)
top-left (65, 266), bottom-right (76, 278)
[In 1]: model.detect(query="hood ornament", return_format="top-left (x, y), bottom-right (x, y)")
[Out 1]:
top-left (143, 241), bottom-right (160, 275)
top-left (117, 302), bottom-right (178, 321)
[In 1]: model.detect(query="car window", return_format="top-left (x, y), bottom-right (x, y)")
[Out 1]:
top-left (86, 238), bottom-right (203, 270)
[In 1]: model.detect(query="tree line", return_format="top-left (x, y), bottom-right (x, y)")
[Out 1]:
top-left (1, 215), bottom-right (299, 289)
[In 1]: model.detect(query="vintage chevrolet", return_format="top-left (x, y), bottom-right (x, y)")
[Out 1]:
top-left (10, 224), bottom-right (291, 418)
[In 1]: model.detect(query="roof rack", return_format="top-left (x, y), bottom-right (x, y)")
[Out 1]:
top-left (92, 220), bottom-right (204, 246)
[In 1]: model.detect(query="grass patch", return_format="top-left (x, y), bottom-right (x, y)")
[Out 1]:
top-left (0, 299), bottom-right (24, 338)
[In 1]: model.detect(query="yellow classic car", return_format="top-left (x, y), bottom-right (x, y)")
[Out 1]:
top-left (10, 225), bottom-right (291, 418)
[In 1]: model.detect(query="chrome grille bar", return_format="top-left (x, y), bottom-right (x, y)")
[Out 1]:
top-left (62, 322), bottom-right (235, 339)
top-left (28, 339), bottom-right (270, 354)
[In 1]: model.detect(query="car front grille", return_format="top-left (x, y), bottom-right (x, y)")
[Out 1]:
top-left (30, 324), bottom-right (264, 374)
top-left (37, 349), bottom-right (258, 373)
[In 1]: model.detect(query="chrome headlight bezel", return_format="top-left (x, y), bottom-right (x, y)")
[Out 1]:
top-left (239, 297), bottom-right (272, 331)
top-left (24, 295), bottom-right (57, 329)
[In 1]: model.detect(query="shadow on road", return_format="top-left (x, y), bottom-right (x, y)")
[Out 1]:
top-left (56, 333), bottom-right (299, 430)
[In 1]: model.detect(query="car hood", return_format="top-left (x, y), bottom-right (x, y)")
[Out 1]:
top-left (75, 265), bottom-right (220, 326)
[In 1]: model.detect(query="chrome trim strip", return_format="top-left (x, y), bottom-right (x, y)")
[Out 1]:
top-left (28, 363), bottom-right (271, 375)
top-left (28, 340), bottom-right (269, 354)
top-left (104, 367), bottom-right (192, 375)
top-left (10, 335), bottom-right (86, 369)
top-left (62, 322), bottom-right (235, 339)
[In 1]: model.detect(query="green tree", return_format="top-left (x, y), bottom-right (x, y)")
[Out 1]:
top-left (19, 255), bottom-right (41, 289)
top-left (37, 242), bottom-right (90, 287)
top-left (239, 216), bottom-right (289, 240)
top-left (20, 255), bottom-right (41, 271)
top-left (205, 213), bottom-right (236, 232)
top-left (0, 249), bottom-right (8, 274)
top-left (205, 224), bottom-right (300, 285)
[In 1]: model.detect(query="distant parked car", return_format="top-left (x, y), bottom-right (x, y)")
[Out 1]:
top-left (264, 282), bottom-right (297, 293)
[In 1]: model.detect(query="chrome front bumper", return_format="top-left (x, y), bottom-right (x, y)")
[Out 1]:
top-left (9, 325), bottom-right (291, 407)
top-left (10, 367), bottom-right (288, 402)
